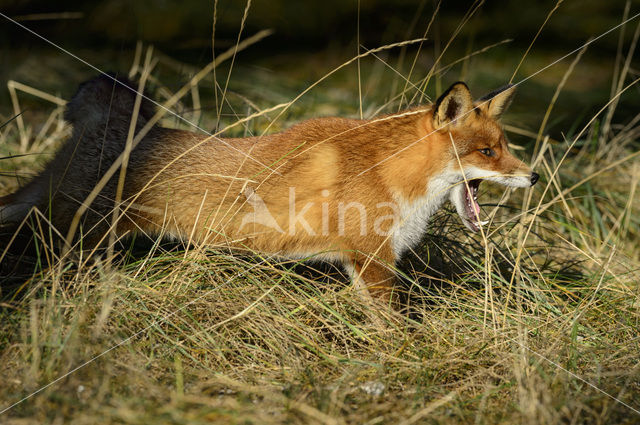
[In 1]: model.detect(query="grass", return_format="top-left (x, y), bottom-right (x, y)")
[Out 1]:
top-left (1, 3), bottom-right (640, 424)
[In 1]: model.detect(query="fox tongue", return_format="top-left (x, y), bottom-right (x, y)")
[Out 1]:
top-left (465, 180), bottom-right (482, 224)
top-left (471, 198), bottom-right (480, 221)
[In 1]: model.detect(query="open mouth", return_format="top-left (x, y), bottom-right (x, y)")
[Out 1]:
top-left (460, 179), bottom-right (488, 232)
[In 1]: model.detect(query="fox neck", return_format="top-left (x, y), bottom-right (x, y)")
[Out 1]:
top-left (390, 164), bottom-right (456, 258)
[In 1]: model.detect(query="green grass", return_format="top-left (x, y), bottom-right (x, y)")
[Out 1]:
top-left (1, 5), bottom-right (640, 424)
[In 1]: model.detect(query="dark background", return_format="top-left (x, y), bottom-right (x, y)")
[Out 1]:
top-left (0, 0), bottom-right (637, 141)
top-left (1, 0), bottom-right (630, 52)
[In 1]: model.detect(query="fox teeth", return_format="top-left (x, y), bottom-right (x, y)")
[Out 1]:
top-left (477, 220), bottom-right (489, 226)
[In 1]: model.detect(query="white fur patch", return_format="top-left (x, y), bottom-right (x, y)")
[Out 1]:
top-left (390, 163), bottom-right (531, 256)
top-left (285, 250), bottom-right (346, 264)
top-left (390, 165), bottom-right (458, 257)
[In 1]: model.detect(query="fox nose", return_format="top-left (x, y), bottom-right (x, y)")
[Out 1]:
top-left (530, 172), bottom-right (539, 186)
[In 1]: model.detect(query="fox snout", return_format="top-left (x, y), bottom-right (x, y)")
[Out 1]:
top-left (509, 164), bottom-right (539, 188)
top-left (508, 166), bottom-right (539, 188)
top-left (517, 158), bottom-right (539, 187)
top-left (498, 156), bottom-right (538, 188)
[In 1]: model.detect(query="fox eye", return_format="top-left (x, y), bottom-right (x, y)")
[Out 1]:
top-left (478, 148), bottom-right (495, 157)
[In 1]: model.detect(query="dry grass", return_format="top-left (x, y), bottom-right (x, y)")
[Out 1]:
top-left (1, 4), bottom-right (640, 424)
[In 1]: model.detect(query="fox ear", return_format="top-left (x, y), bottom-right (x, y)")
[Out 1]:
top-left (478, 84), bottom-right (516, 119)
top-left (433, 82), bottom-right (473, 129)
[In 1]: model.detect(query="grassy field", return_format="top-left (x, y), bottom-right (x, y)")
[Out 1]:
top-left (1, 4), bottom-right (640, 424)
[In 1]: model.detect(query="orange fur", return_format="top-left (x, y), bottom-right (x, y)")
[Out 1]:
top-left (0, 77), bottom-right (537, 306)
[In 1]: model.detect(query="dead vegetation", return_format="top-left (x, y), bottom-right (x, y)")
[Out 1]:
top-left (1, 2), bottom-right (640, 424)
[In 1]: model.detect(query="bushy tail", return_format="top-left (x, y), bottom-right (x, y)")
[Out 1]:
top-left (1, 74), bottom-right (157, 269)
top-left (1, 74), bottom-right (152, 226)
top-left (63, 73), bottom-right (155, 130)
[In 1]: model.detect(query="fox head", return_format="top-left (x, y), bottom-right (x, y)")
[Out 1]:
top-left (426, 82), bottom-right (538, 232)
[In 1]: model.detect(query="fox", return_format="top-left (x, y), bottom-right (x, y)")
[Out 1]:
top-left (0, 75), bottom-right (538, 305)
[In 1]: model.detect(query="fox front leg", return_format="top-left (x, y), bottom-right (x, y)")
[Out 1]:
top-left (349, 257), bottom-right (399, 308)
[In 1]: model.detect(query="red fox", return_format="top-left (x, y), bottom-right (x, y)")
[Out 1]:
top-left (0, 76), bottom-right (538, 304)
